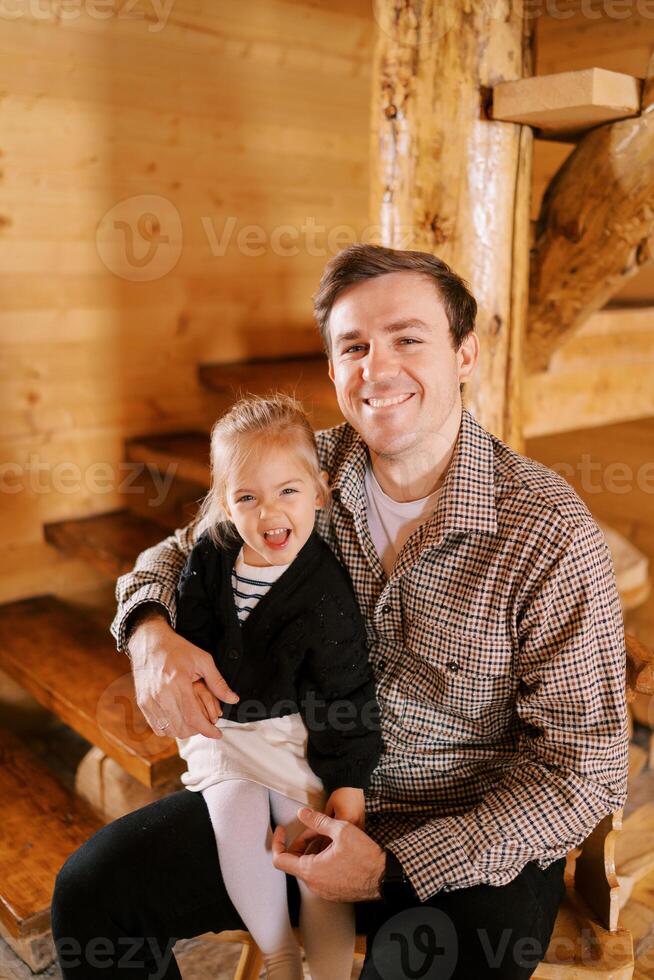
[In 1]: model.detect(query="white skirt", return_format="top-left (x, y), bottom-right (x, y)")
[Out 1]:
top-left (176, 711), bottom-right (327, 809)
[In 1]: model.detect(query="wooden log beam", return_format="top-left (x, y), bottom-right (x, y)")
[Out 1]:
top-left (527, 51), bottom-right (654, 372)
top-left (370, 0), bottom-right (535, 444)
top-left (626, 634), bottom-right (654, 701)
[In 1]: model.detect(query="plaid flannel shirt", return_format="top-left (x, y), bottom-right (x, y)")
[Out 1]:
top-left (112, 408), bottom-right (629, 902)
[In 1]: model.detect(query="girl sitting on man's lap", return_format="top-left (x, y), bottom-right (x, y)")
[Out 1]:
top-left (174, 393), bottom-right (382, 980)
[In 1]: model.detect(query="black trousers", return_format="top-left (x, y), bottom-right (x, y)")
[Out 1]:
top-left (51, 789), bottom-right (566, 980)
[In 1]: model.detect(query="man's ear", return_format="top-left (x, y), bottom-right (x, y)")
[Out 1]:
top-left (457, 331), bottom-right (479, 385)
top-left (327, 359), bottom-right (335, 385)
top-left (315, 470), bottom-right (330, 508)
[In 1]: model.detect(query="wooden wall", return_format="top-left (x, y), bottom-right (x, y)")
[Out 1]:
top-left (1, 0), bottom-right (653, 602)
top-left (0, 0), bottom-right (372, 599)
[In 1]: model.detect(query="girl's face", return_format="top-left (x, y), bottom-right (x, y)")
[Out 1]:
top-left (223, 442), bottom-right (325, 567)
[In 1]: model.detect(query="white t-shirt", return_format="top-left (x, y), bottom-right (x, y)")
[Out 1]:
top-left (364, 463), bottom-right (444, 576)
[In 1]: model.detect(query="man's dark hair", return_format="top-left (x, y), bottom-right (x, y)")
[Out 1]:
top-left (313, 243), bottom-right (477, 355)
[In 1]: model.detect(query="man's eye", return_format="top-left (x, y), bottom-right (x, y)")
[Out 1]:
top-left (342, 344), bottom-right (365, 355)
top-left (399, 338), bottom-right (420, 345)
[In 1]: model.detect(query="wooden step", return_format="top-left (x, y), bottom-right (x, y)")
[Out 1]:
top-left (617, 803), bottom-right (654, 910)
top-left (199, 355), bottom-right (343, 429)
top-left (493, 67), bottom-right (642, 138)
top-left (532, 890), bottom-right (634, 978)
top-left (126, 432), bottom-right (211, 487)
top-left (629, 743), bottom-right (649, 785)
top-left (599, 522), bottom-right (651, 612)
top-left (0, 596), bottom-right (182, 788)
top-left (0, 725), bottom-right (103, 944)
top-left (44, 509), bottom-right (169, 579)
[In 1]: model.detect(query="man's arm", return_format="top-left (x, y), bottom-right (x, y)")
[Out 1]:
top-left (385, 518), bottom-right (629, 902)
top-left (111, 521), bottom-right (199, 655)
top-left (111, 519), bottom-right (239, 740)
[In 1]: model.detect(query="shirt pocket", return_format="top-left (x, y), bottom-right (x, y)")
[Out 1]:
top-left (392, 618), bottom-right (518, 746)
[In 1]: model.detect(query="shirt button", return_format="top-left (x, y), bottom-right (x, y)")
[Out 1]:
top-left (227, 648), bottom-right (240, 660)
top-left (382, 604), bottom-right (392, 615)
top-left (446, 661), bottom-right (459, 672)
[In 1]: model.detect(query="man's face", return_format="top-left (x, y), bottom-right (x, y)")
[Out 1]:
top-left (327, 271), bottom-right (478, 458)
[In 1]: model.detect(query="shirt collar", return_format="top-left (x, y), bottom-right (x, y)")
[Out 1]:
top-left (330, 408), bottom-right (497, 545)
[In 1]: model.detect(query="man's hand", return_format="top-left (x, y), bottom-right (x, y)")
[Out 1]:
top-left (127, 610), bottom-right (239, 740)
top-left (272, 807), bottom-right (385, 902)
top-left (325, 787), bottom-right (365, 829)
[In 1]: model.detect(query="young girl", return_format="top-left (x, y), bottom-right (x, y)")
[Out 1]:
top-left (174, 394), bottom-right (381, 980)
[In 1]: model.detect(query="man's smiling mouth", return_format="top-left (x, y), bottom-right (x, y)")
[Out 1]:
top-left (363, 393), bottom-right (414, 409)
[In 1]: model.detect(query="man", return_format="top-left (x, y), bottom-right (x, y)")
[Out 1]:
top-left (52, 245), bottom-right (628, 979)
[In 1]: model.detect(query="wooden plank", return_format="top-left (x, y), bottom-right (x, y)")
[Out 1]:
top-left (0, 726), bottom-right (103, 940)
top-left (617, 803), bottom-right (654, 898)
top-left (599, 523), bottom-right (651, 611)
top-left (531, 138), bottom-right (573, 222)
top-left (44, 510), bottom-right (173, 579)
top-left (126, 432), bottom-right (211, 488)
top-left (493, 67), bottom-right (642, 135)
top-left (536, 5), bottom-right (654, 78)
top-left (524, 308), bottom-right (654, 437)
top-left (0, 596), bottom-right (182, 788)
top-left (532, 896), bottom-right (633, 977)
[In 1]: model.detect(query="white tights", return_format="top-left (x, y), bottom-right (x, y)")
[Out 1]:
top-left (201, 779), bottom-right (355, 980)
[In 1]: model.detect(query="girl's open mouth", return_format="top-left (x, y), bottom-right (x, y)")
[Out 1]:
top-left (263, 528), bottom-right (291, 549)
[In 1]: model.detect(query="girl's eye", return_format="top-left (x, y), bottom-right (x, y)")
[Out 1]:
top-left (281, 487), bottom-right (298, 495)
top-left (236, 494), bottom-right (255, 503)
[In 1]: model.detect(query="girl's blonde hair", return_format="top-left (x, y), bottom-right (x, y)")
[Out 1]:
top-left (196, 393), bottom-right (330, 547)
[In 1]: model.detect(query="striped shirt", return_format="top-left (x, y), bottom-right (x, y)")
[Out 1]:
top-left (231, 551), bottom-right (286, 625)
top-left (112, 408), bottom-right (629, 902)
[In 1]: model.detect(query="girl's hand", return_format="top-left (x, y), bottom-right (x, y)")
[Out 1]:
top-left (324, 787), bottom-right (365, 829)
top-left (192, 678), bottom-right (220, 726)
